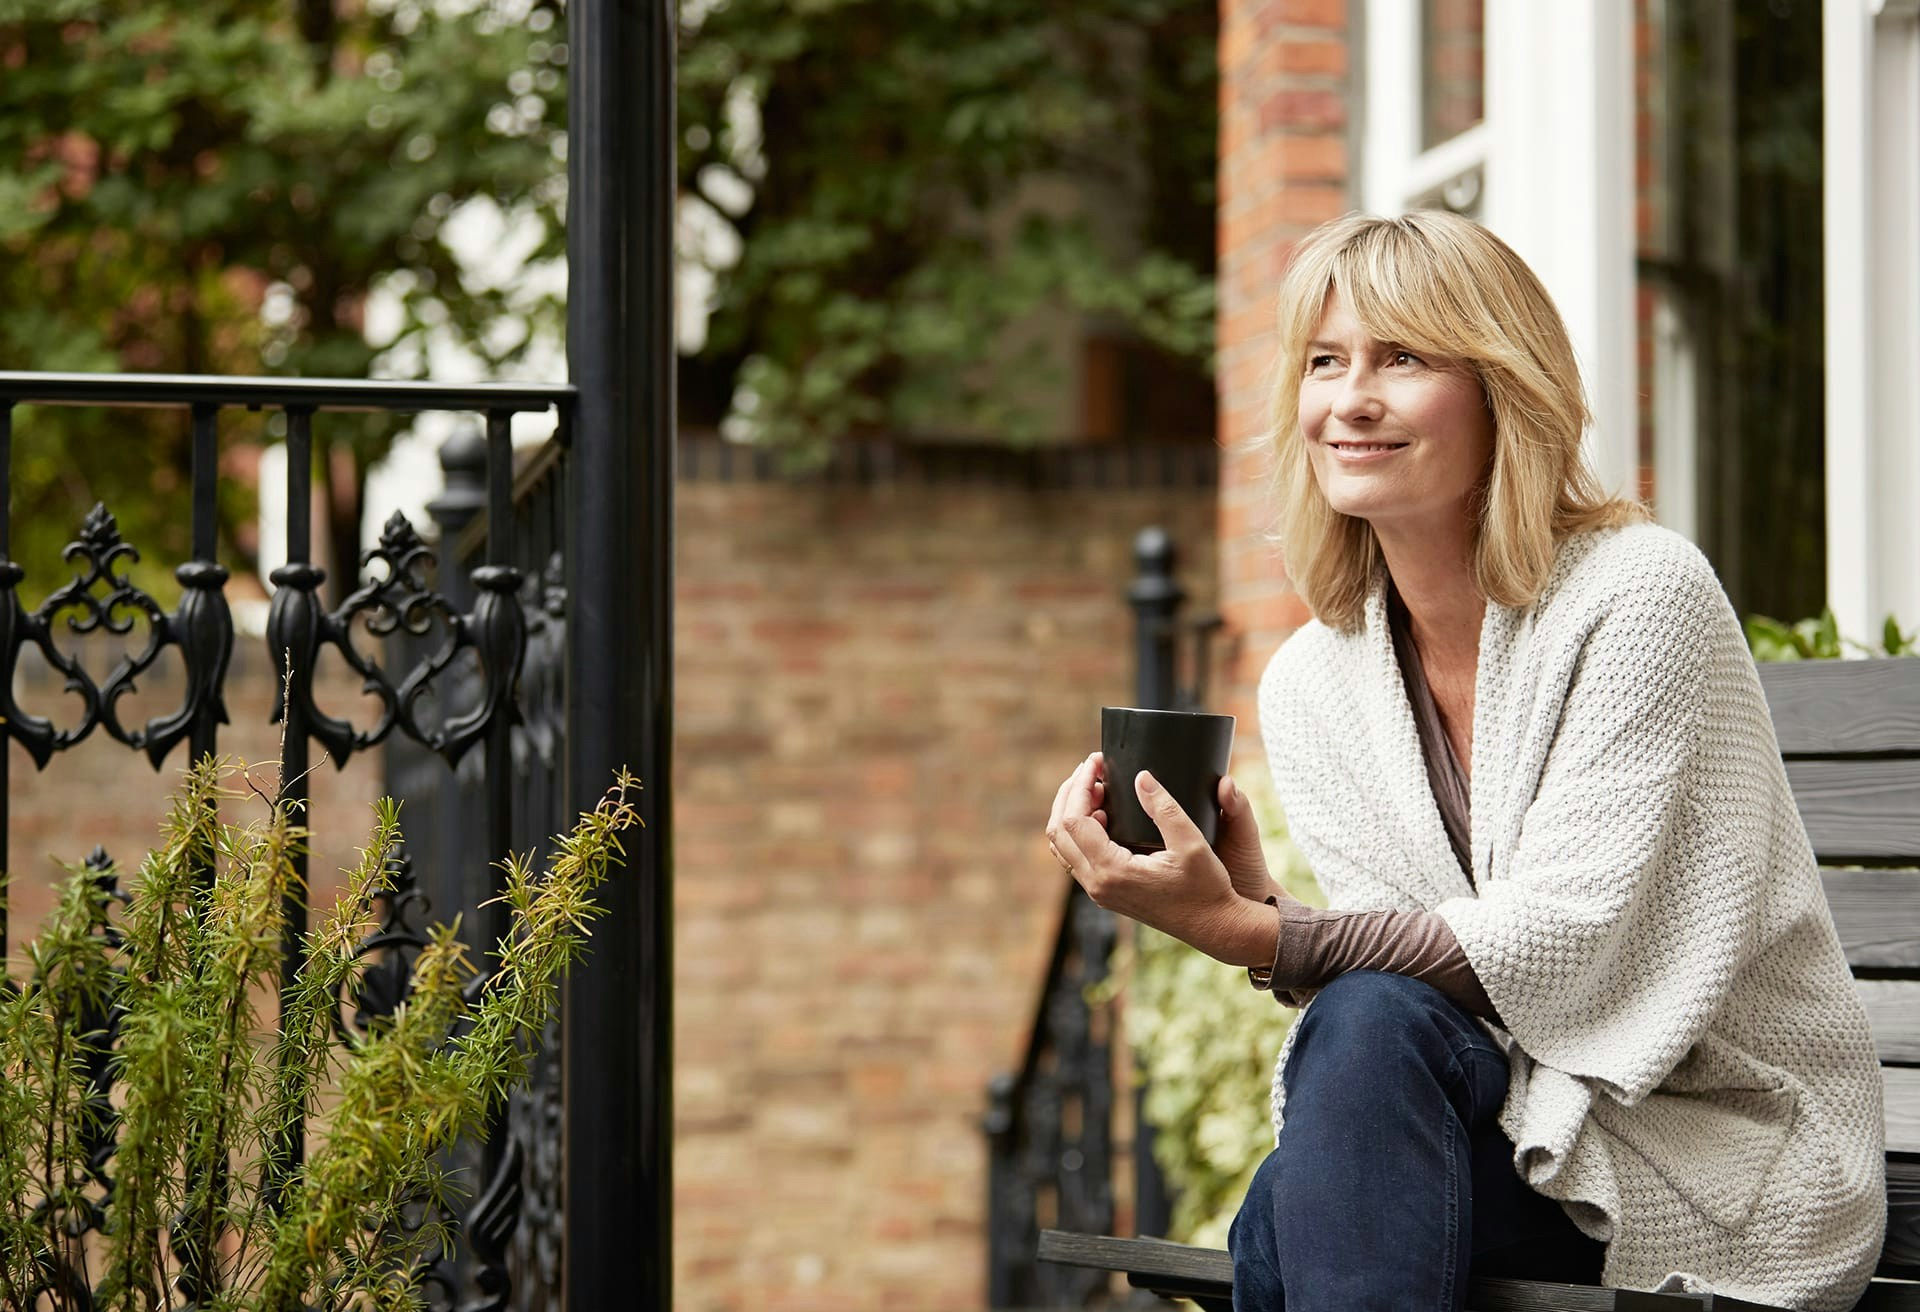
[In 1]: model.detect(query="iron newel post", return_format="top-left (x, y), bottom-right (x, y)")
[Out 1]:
top-left (563, 0), bottom-right (676, 1308)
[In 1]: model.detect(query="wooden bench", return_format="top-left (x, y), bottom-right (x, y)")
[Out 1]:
top-left (1040, 657), bottom-right (1920, 1310)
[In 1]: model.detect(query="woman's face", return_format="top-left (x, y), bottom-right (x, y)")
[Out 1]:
top-left (1298, 289), bottom-right (1494, 542)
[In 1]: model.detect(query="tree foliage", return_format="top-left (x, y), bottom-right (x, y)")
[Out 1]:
top-left (677, 0), bottom-right (1219, 453)
top-left (0, 0), bottom-right (566, 593)
top-left (1, 0), bottom-right (1225, 585)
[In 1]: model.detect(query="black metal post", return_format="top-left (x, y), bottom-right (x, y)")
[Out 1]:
top-left (269, 405), bottom-right (318, 1188)
top-left (563, 0), bottom-right (674, 1307)
top-left (1130, 527), bottom-right (1183, 714)
top-left (0, 401), bottom-right (11, 961)
top-left (982, 1073), bottom-right (1018, 1307)
top-left (1127, 526), bottom-right (1181, 1240)
top-left (482, 409), bottom-right (517, 954)
top-left (186, 403), bottom-right (225, 769)
top-left (423, 424), bottom-right (486, 952)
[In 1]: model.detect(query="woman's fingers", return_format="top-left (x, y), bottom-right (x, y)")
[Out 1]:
top-left (1048, 754), bottom-right (1107, 870)
top-left (1047, 771), bottom-right (1076, 835)
top-left (1213, 775), bottom-right (1279, 903)
top-left (1215, 775), bottom-right (1262, 848)
top-left (1048, 756), bottom-right (1091, 830)
top-left (1054, 813), bottom-right (1100, 887)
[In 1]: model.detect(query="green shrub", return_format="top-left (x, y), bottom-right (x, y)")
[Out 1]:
top-left (1745, 608), bottom-right (1917, 660)
top-left (0, 757), bottom-right (638, 1312)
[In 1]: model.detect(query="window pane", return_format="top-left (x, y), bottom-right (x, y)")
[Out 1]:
top-left (1639, 0), bottom-right (1825, 620)
top-left (1421, 0), bottom-right (1484, 150)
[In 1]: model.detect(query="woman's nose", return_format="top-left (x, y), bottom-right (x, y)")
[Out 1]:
top-left (1332, 366), bottom-right (1384, 422)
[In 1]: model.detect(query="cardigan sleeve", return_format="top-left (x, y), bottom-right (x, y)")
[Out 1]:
top-left (1434, 547), bottom-right (1773, 1107)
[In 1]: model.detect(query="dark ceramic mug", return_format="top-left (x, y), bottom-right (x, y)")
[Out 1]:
top-left (1099, 706), bottom-right (1236, 854)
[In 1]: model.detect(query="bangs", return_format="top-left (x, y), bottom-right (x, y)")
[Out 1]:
top-left (1328, 222), bottom-right (1504, 366)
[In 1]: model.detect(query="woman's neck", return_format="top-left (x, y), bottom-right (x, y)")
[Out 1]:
top-left (1377, 522), bottom-right (1486, 667)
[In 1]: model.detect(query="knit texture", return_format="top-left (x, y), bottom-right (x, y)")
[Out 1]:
top-left (1257, 524), bottom-right (1886, 1311)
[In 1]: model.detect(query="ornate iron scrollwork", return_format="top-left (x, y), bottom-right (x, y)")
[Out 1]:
top-left (269, 510), bottom-right (527, 771)
top-left (0, 503), bottom-right (232, 771)
top-left (985, 887), bottom-right (1118, 1308)
top-left (461, 1136), bottom-right (527, 1312)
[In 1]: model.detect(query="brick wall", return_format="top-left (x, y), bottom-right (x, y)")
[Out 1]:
top-left (673, 438), bottom-right (1215, 1311)
top-left (1214, 0), bottom-right (1356, 735)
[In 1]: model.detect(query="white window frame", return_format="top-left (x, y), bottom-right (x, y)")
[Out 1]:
top-left (1360, 0), bottom-right (1491, 218)
top-left (1824, 0), bottom-right (1920, 640)
top-left (1360, 0), bottom-right (1637, 503)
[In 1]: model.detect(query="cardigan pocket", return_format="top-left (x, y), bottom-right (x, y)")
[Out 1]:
top-left (1591, 1078), bottom-right (1798, 1232)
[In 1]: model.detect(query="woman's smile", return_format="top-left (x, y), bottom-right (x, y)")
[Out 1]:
top-left (1323, 438), bottom-right (1409, 461)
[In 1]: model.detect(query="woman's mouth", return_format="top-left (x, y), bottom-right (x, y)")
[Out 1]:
top-left (1326, 440), bottom-right (1408, 459)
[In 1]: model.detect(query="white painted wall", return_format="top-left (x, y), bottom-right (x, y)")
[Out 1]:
top-left (1481, 0), bottom-right (1636, 503)
top-left (1824, 0), bottom-right (1920, 641)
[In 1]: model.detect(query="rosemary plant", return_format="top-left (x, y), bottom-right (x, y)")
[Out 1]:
top-left (0, 758), bottom-right (640, 1312)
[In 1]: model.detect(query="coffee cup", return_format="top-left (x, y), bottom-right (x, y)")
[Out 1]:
top-left (1099, 706), bottom-right (1236, 854)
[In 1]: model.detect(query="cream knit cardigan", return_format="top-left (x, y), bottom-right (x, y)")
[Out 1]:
top-left (1258, 524), bottom-right (1886, 1311)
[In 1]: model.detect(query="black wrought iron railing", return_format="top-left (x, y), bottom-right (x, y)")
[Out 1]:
top-left (0, 371), bottom-right (570, 1308)
top-left (986, 527), bottom-right (1221, 1307)
top-left (0, 1), bottom-right (673, 1306)
top-left (387, 423), bottom-right (572, 1312)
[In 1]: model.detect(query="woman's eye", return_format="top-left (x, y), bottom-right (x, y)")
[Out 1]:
top-left (1307, 354), bottom-right (1336, 371)
top-left (1389, 349), bottom-right (1422, 367)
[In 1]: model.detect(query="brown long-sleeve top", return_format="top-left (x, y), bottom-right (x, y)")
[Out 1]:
top-left (1248, 585), bottom-right (1496, 1019)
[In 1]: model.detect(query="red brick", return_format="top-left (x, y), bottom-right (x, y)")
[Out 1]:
top-left (1259, 87), bottom-right (1347, 133)
top-left (1267, 38), bottom-right (1348, 76)
top-left (1257, 0), bottom-right (1348, 33)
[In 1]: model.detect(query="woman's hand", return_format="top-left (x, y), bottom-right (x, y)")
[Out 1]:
top-left (1046, 754), bottom-right (1276, 967)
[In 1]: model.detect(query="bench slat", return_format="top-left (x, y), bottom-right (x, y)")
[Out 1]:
top-left (1858, 1282), bottom-right (1920, 1311)
top-left (1039, 1226), bottom-right (1920, 1309)
top-left (1859, 981), bottom-right (1920, 1062)
top-left (1825, 870), bottom-right (1920, 970)
top-left (1760, 661), bottom-right (1920, 757)
top-left (1786, 760), bottom-right (1920, 863)
top-left (1888, 1069), bottom-right (1920, 1154)
top-left (1888, 1157), bottom-right (1920, 1277)
top-left (1469, 1282), bottom-right (1636, 1310)
top-left (1038, 1232), bottom-right (1629, 1310)
top-left (1035, 1231), bottom-right (1843, 1310)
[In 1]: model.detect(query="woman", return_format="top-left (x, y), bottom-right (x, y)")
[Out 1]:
top-left (1044, 211), bottom-right (1885, 1311)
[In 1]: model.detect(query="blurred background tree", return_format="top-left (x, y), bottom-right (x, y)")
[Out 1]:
top-left (2, 0), bottom-right (1222, 577)
top-left (676, 0), bottom-right (1219, 455)
top-left (0, 0), bottom-right (567, 595)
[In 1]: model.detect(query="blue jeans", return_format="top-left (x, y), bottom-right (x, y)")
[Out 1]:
top-left (1228, 971), bottom-right (1604, 1311)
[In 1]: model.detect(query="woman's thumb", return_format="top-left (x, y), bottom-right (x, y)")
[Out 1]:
top-left (1138, 770), bottom-right (1202, 843)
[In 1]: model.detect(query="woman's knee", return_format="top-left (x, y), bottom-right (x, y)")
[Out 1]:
top-left (1296, 971), bottom-right (1453, 1051)
top-left (1283, 971), bottom-right (1483, 1098)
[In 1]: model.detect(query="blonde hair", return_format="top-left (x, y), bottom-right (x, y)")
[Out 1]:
top-left (1268, 211), bottom-right (1646, 631)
